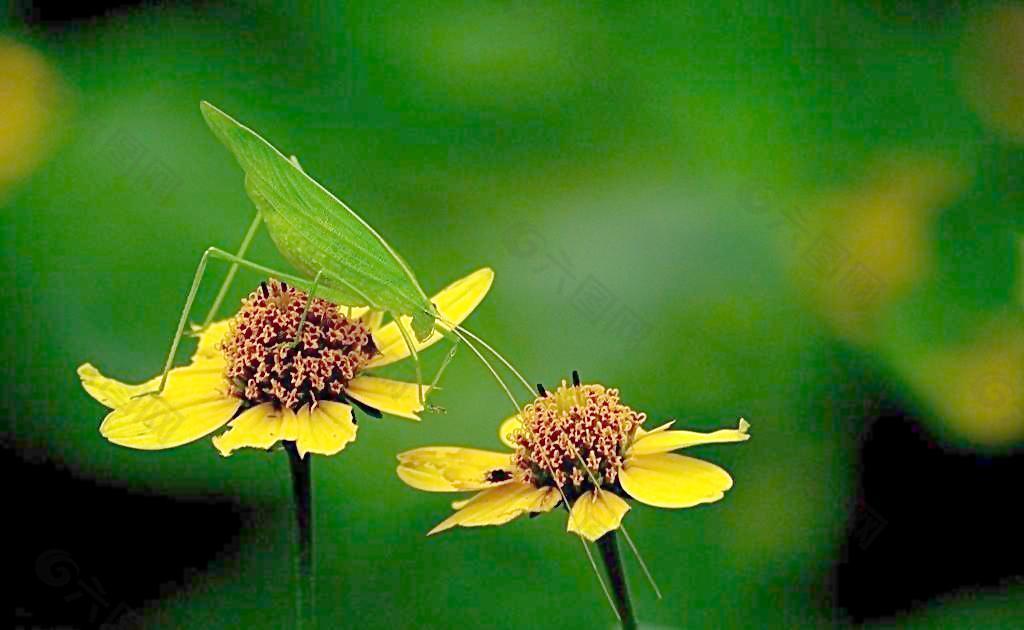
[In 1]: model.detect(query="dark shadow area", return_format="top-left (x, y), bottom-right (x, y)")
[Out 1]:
top-left (8, 0), bottom-right (213, 28)
top-left (832, 398), bottom-right (1024, 621)
top-left (11, 1), bottom-right (148, 26)
top-left (5, 445), bottom-right (251, 629)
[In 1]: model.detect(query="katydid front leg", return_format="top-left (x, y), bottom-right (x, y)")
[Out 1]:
top-left (277, 269), bottom-right (324, 351)
top-left (282, 267), bottom-right (430, 410)
top-left (390, 311), bottom-right (426, 409)
top-left (197, 212), bottom-right (262, 331)
top-left (424, 339), bottom-right (459, 414)
top-left (275, 267), bottom-right (432, 410)
top-left (134, 245), bottom-right (433, 408)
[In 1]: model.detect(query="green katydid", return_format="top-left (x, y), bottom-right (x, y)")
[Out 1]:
top-left (145, 101), bottom-right (533, 413)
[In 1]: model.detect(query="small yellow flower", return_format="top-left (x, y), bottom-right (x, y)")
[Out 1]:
top-left (78, 268), bottom-right (494, 458)
top-left (397, 376), bottom-right (750, 541)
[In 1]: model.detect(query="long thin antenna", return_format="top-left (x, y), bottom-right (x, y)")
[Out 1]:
top-left (449, 327), bottom-right (522, 417)
top-left (565, 368), bottom-right (659, 598)
top-left (566, 437), bottom-right (662, 599)
top-left (536, 452), bottom-right (619, 620)
top-left (580, 527), bottom-right (621, 621)
top-left (433, 313), bottom-right (533, 396)
top-left (512, 397), bottom-right (620, 619)
top-left (451, 323), bottom-right (534, 395)
top-left (393, 313), bottom-right (426, 407)
top-left (444, 329), bottom-right (620, 618)
top-left (619, 524), bottom-right (662, 599)
top-left (202, 211), bottom-right (263, 327)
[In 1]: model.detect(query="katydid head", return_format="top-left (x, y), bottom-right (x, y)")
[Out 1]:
top-left (411, 305), bottom-right (440, 342)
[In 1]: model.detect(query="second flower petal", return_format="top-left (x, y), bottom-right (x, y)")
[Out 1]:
top-left (629, 419), bottom-right (750, 455)
top-left (619, 453), bottom-right (734, 509)
top-left (427, 482), bottom-right (560, 535)
top-left (397, 447), bottom-right (515, 492)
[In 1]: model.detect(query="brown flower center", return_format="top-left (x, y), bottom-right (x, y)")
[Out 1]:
top-left (511, 378), bottom-right (646, 492)
top-left (220, 279), bottom-right (377, 411)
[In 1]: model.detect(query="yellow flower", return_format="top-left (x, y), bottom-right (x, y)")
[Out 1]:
top-left (397, 376), bottom-right (750, 541)
top-left (78, 268), bottom-right (494, 458)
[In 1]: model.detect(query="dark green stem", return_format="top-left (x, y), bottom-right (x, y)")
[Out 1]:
top-left (597, 530), bottom-right (638, 630)
top-left (285, 442), bottom-right (315, 629)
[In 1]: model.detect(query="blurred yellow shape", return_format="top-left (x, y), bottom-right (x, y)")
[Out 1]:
top-left (0, 38), bottom-right (61, 190)
top-left (960, 5), bottom-right (1024, 141)
top-left (918, 318), bottom-right (1024, 446)
top-left (800, 153), bottom-right (965, 342)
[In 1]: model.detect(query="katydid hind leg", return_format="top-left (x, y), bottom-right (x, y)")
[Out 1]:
top-left (144, 247), bottom-right (213, 397)
top-left (135, 247), bottom-right (310, 398)
top-left (390, 311), bottom-right (426, 408)
top-left (199, 211), bottom-right (262, 329)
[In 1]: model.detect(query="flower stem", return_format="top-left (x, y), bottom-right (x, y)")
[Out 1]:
top-left (596, 530), bottom-right (638, 630)
top-left (285, 442), bottom-right (315, 629)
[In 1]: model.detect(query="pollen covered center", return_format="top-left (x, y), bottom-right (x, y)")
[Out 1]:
top-left (511, 381), bottom-right (646, 492)
top-left (220, 279), bottom-right (377, 411)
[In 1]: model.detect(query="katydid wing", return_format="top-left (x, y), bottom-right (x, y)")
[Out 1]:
top-left (199, 101), bottom-right (439, 341)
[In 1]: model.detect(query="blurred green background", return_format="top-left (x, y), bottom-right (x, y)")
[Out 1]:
top-left (4, 1), bottom-right (1024, 627)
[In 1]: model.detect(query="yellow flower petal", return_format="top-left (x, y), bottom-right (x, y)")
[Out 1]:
top-left (428, 481), bottom-right (560, 535)
top-left (451, 497), bottom-right (473, 510)
top-left (361, 309), bottom-right (384, 332)
top-left (498, 414), bottom-right (523, 449)
top-left (78, 363), bottom-right (160, 409)
top-left (212, 403), bottom-right (288, 456)
top-left (342, 305), bottom-right (382, 330)
top-left (368, 268), bottom-right (494, 368)
top-left (629, 418), bottom-right (751, 455)
top-left (619, 453), bottom-right (735, 509)
top-left (634, 420), bottom-right (675, 438)
top-left (80, 322), bottom-right (230, 410)
top-left (346, 376), bottom-right (428, 420)
top-left (99, 362), bottom-right (239, 450)
top-left (396, 447), bottom-right (515, 492)
top-left (191, 319), bottom-right (233, 362)
top-left (566, 490), bottom-right (631, 542)
top-left (346, 305), bottom-right (369, 320)
top-left (296, 402), bottom-right (358, 458)
top-left (213, 401), bottom-right (357, 458)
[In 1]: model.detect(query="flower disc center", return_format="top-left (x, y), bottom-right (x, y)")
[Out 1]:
top-left (511, 381), bottom-right (646, 491)
top-left (220, 279), bottom-right (377, 411)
